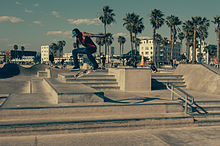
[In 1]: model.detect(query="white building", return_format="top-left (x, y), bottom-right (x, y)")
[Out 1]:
top-left (41, 45), bottom-right (50, 63)
top-left (139, 37), bottom-right (181, 63)
top-left (189, 41), bottom-right (208, 63)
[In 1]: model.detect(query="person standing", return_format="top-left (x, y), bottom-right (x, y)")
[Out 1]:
top-left (72, 28), bottom-right (106, 70)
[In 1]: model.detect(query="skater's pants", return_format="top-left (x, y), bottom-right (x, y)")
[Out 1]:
top-left (72, 46), bottom-right (98, 68)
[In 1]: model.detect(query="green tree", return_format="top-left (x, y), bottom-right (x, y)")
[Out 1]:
top-left (118, 36), bottom-right (124, 56)
top-left (204, 44), bottom-right (217, 63)
top-left (150, 9), bottom-right (164, 64)
top-left (212, 16), bottom-right (220, 64)
top-left (166, 15), bottom-right (182, 61)
top-left (57, 40), bottom-right (66, 63)
top-left (133, 14), bottom-right (145, 59)
top-left (182, 20), bottom-right (194, 60)
top-left (13, 44), bottom-right (18, 63)
top-left (123, 13), bottom-right (136, 59)
top-left (21, 46), bottom-right (25, 60)
top-left (178, 32), bottom-right (185, 44)
top-left (106, 33), bottom-right (114, 63)
top-left (96, 33), bottom-right (105, 56)
top-left (99, 6), bottom-right (115, 57)
top-left (49, 43), bottom-right (58, 60)
top-left (191, 16), bottom-right (203, 63)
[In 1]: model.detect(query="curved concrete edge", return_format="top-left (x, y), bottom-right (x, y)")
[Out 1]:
top-left (174, 64), bottom-right (220, 95)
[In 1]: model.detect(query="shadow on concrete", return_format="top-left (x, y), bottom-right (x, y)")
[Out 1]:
top-left (151, 79), bottom-right (167, 90)
top-left (95, 93), bottom-right (162, 104)
top-left (0, 63), bottom-right (20, 79)
top-left (0, 63), bottom-right (50, 79)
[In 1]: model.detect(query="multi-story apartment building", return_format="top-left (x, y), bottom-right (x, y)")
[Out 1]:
top-left (189, 41), bottom-right (208, 63)
top-left (41, 45), bottom-right (50, 63)
top-left (139, 37), bottom-right (181, 63)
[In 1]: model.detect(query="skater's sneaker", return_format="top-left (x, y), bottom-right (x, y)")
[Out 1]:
top-left (72, 66), bottom-right (80, 69)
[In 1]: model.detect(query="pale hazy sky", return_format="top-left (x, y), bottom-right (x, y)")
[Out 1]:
top-left (1, 0), bottom-right (220, 54)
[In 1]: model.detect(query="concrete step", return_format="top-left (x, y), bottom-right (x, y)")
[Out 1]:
top-left (153, 78), bottom-right (184, 81)
top-left (196, 100), bottom-right (220, 105)
top-left (191, 111), bottom-right (220, 118)
top-left (152, 73), bottom-right (183, 78)
top-left (92, 86), bottom-right (120, 91)
top-left (196, 105), bottom-right (220, 112)
top-left (194, 117), bottom-right (220, 126)
top-left (43, 78), bottom-right (104, 104)
top-left (65, 78), bottom-right (117, 83)
top-left (0, 112), bottom-right (193, 135)
top-left (0, 101), bottom-right (184, 118)
top-left (82, 82), bottom-right (118, 86)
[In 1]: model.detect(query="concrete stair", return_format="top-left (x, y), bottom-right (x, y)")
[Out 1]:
top-left (152, 73), bottom-right (186, 89)
top-left (190, 99), bottom-right (220, 126)
top-left (58, 70), bottom-right (120, 91)
top-left (0, 101), bottom-right (195, 135)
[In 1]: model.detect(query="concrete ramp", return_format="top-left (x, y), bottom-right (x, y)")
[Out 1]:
top-left (174, 64), bottom-right (220, 95)
top-left (43, 78), bottom-right (104, 104)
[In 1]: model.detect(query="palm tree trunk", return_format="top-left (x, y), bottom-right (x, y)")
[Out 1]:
top-left (193, 26), bottom-right (196, 64)
top-left (171, 31), bottom-right (174, 61)
top-left (129, 31), bottom-right (133, 59)
top-left (217, 27), bottom-right (220, 65)
top-left (104, 24), bottom-right (107, 57)
top-left (153, 27), bottom-right (156, 65)
top-left (199, 39), bottom-right (202, 63)
top-left (99, 45), bottom-right (101, 56)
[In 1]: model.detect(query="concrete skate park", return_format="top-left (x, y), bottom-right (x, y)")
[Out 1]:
top-left (0, 63), bottom-right (220, 145)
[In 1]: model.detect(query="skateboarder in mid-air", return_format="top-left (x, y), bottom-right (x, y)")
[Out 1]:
top-left (72, 28), bottom-right (106, 70)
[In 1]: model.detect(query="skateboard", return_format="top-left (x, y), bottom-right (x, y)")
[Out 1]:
top-left (74, 69), bottom-right (91, 78)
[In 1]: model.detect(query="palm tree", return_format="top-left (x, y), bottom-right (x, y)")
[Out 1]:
top-left (121, 36), bottom-right (126, 55)
top-left (182, 20), bottom-right (194, 60)
top-left (166, 15), bottom-right (182, 61)
top-left (133, 14), bottom-right (145, 60)
top-left (198, 17), bottom-right (209, 62)
top-left (99, 6), bottom-right (115, 57)
top-left (106, 33), bottom-right (114, 63)
top-left (21, 46), bottom-right (25, 60)
top-left (204, 44), bottom-right (217, 64)
top-left (57, 40), bottom-right (66, 63)
top-left (155, 33), bottom-right (163, 62)
top-left (150, 9), bottom-right (165, 65)
top-left (178, 32), bottom-right (185, 44)
top-left (96, 34), bottom-right (105, 56)
top-left (162, 37), bottom-right (169, 62)
top-left (13, 44), bottom-right (18, 63)
top-left (49, 43), bottom-right (58, 59)
top-left (191, 16), bottom-right (203, 63)
top-left (212, 16), bottom-right (220, 65)
top-left (118, 36), bottom-right (124, 56)
top-left (123, 13), bottom-right (136, 59)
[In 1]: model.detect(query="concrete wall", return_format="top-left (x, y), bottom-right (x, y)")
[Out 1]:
top-left (174, 64), bottom-right (220, 95)
top-left (109, 67), bottom-right (151, 92)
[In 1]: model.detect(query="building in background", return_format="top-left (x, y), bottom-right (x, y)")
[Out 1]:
top-left (5, 50), bottom-right (36, 63)
top-left (41, 45), bottom-right (50, 63)
top-left (139, 37), bottom-right (181, 63)
top-left (0, 51), bottom-right (6, 63)
top-left (189, 41), bottom-right (208, 63)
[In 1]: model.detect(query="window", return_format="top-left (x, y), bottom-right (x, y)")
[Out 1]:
top-left (145, 52), bottom-right (149, 55)
top-left (145, 47), bottom-right (149, 50)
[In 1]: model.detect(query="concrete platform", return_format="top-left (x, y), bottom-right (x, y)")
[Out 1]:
top-left (43, 78), bottom-right (104, 104)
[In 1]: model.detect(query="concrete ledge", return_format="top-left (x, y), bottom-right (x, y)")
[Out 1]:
top-left (109, 68), bottom-right (151, 91)
top-left (43, 79), bottom-right (104, 104)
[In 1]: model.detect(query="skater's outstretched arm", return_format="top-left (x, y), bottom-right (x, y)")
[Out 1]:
top-left (82, 32), bottom-right (106, 38)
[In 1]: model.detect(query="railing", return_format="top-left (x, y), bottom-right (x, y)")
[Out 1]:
top-left (166, 83), bottom-right (207, 114)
